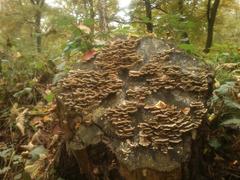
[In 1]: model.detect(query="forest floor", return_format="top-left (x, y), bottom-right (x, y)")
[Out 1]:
top-left (0, 57), bottom-right (240, 180)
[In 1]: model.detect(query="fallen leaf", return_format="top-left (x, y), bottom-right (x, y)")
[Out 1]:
top-left (43, 115), bottom-right (52, 122)
top-left (16, 108), bottom-right (28, 135)
top-left (155, 100), bottom-right (167, 109)
top-left (24, 154), bottom-right (47, 179)
top-left (30, 116), bottom-right (42, 127)
top-left (182, 107), bottom-right (190, 115)
top-left (21, 142), bottom-right (36, 151)
top-left (10, 103), bottom-right (19, 119)
top-left (49, 134), bottom-right (59, 148)
top-left (31, 129), bottom-right (48, 145)
top-left (81, 50), bottom-right (97, 61)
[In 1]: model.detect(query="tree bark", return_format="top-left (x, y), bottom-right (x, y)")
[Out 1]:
top-left (204, 0), bottom-right (220, 53)
top-left (88, 0), bottom-right (95, 36)
top-left (56, 37), bottom-right (214, 180)
top-left (143, 0), bottom-right (153, 33)
top-left (35, 9), bottom-right (42, 53)
top-left (30, 0), bottom-right (45, 53)
top-left (178, 0), bottom-right (184, 14)
top-left (98, 0), bottom-right (108, 33)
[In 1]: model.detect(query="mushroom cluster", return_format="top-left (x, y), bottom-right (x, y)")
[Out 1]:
top-left (101, 102), bottom-right (138, 138)
top-left (126, 87), bottom-right (151, 104)
top-left (57, 70), bottom-right (123, 113)
top-left (95, 38), bottom-right (143, 74)
top-left (135, 101), bottom-right (200, 153)
top-left (190, 101), bottom-right (207, 127)
top-left (129, 51), bottom-right (211, 96)
top-left (56, 38), bottom-right (212, 156)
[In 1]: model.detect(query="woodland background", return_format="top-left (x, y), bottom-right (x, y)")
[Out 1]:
top-left (0, 0), bottom-right (240, 179)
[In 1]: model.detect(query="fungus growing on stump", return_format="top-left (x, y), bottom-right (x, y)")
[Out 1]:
top-left (56, 37), bottom-right (213, 180)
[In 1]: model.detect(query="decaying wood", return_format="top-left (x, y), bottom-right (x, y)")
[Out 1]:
top-left (55, 37), bottom-right (214, 180)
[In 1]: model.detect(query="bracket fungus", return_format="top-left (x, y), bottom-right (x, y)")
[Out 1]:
top-left (56, 37), bottom-right (213, 180)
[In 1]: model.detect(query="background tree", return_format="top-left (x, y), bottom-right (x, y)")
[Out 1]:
top-left (204, 0), bottom-right (220, 53)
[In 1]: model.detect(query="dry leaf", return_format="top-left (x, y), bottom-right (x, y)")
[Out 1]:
top-left (16, 108), bottom-right (28, 135)
top-left (81, 50), bottom-right (97, 61)
top-left (43, 115), bottom-right (52, 122)
top-left (21, 142), bottom-right (36, 151)
top-left (10, 103), bottom-right (19, 119)
top-left (24, 154), bottom-right (47, 179)
top-left (49, 134), bottom-right (59, 148)
top-left (182, 107), bottom-right (190, 115)
top-left (31, 129), bottom-right (44, 145)
top-left (155, 100), bottom-right (167, 109)
top-left (30, 116), bottom-right (42, 127)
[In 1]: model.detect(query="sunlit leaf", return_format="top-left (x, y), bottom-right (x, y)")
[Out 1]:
top-left (77, 23), bottom-right (91, 34)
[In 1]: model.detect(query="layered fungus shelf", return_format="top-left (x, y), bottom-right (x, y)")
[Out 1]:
top-left (56, 37), bottom-right (214, 180)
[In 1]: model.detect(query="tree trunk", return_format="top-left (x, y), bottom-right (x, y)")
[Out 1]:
top-left (204, 0), bottom-right (220, 53)
top-left (143, 0), bottom-right (153, 33)
top-left (98, 0), bottom-right (108, 33)
top-left (178, 0), bottom-right (190, 44)
top-left (55, 37), bottom-right (214, 180)
top-left (30, 0), bottom-right (45, 53)
top-left (88, 0), bottom-right (95, 37)
top-left (178, 0), bottom-right (184, 14)
top-left (35, 9), bottom-right (42, 53)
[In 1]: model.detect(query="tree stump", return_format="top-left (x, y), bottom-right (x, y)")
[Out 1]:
top-left (55, 37), bottom-right (214, 180)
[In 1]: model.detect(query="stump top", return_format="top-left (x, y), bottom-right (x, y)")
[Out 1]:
top-left (56, 37), bottom-right (213, 172)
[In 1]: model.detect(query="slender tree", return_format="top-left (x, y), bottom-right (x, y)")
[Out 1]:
top-left (204, 0), bottom-right (220, 53)
top-left (30, 0), bottom-right (45, 53)
top-left (143, 0), bottom-right (153, 33)
top-left (98, 0), bottom-right (109, 33)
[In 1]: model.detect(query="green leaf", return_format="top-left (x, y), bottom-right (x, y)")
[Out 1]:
top-left (209, 138), bottom-right (221, 149)
top-left (224, 98), bottom-right (240, 110)
top-left (214, 81), bottom-right (235, 97)
top-left (13, 88), bottom-right (32, 98)
top-left (83, 18), bottom-right (94, 26)
top-left (43, 91), bottom-right (54, 103)
top-left (221, 118), bottom-right (240, 128)
top-left (0, 148), bottom-right (13, 158)
top-left (30, 145), bottom-right (48, 161)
